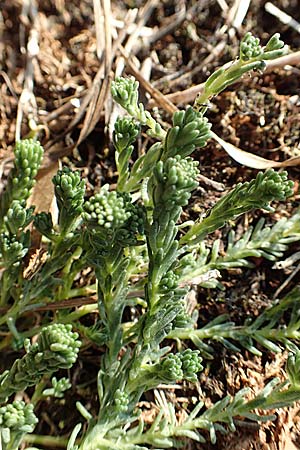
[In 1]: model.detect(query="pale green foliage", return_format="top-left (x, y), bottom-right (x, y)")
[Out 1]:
top-left (0, 324), bottom-right (81, 402)
top-left (0, 401), bottom-right (37, 432)
top-left (240, 32), bottom-right (286, 61)
top-left (42, 377), bottom-right (72, 398)
top-left (286, 351), bottom-right (300, 389)
top-left (168, 286), bottom-right (300, 357)
top-left (113, 117), bottom-right (140, 190)
top-left (111, 77), bottom-right (165, 139)
top-left (52, 167), bottom-right (85, 235)
top-left (194, 32), bottom-right (288, 110)
top-left (0, 401), bottom-right (38, 450)
top-left (0, 232), bottom-right (30, 267)
top-left (0, 140), bottom-right (43, 230)
top-left (181, 169), bottom-right (294, 245)
top-left (4, 200), bottom-right (34, 235)
top-left (153, 155), bottom-right (199, 212)
top-left (163, 107), bottom-right (211, 158)
top-left (178, 210), bottom-right (300, 289)
top-left (0, 32), bottom-right (299, 450)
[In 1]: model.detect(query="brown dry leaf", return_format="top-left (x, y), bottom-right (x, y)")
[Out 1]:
top-left (28, 162), bottom-right (58, 214)
top-left (211, 131), bottom-right (300, 169)
top-left (27, 160), bottom-right (59, 248)
top-left (77, 75), bottom-right (110, 147)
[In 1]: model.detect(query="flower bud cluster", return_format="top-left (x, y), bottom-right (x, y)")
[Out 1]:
top-left (240, 33), bottom-right (263, 61)
top-left (159, 271), bottom-right (179, 292)
top-left (159, 349), bottom-right (203, 383)
top-left (113, 117), bottom-right (140, 151)
top-left (240, 32), bottom-right (287, 63)
top-left (52, 168), bottom-right (85, 213)
top-left (114, 389), bottom-right (129, 413)
top-left (0, 401), bottom-right (37, 433)
top-left (180, 349), bottom-right (203, 382)
top-left (0, 232), bottom-right (29, 266)
top-left (37, 323), bottom-right (81, 368)
top-left (0, 324), bottom-right (80, 402)
top-left (12, 139), bottom-right (44, 202)
top-left (153, 155), bottom-right (199, 215)
top-left (83, 186), bottom-right (145, 246)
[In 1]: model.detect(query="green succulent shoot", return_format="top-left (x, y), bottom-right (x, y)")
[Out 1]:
top-left (0, 140), bottom-right (43, 231)
top-left (42, 376), bottom-right (72, 398)
top-left (0, 400), bottom-right (38, 450)
top-left (163, 107), bottom-right (211, 159)
top-left (113, 117), bottom-right (140, 191)
top-left (194, 32), bottom-right (288, 111)
top-left (52, 167), bottom-right (85, 235)
top-left (0, 28), bottom-right (299, 450)
top-left (111, 77), bottom-right (165, 139)
top-left (0, 324), bottom-right (81, 403)
top-left (181, 169), bottom-right (294, 245)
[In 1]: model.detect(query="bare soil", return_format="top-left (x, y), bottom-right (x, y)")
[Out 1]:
top-left (1, 1), bottom-right (300, 449)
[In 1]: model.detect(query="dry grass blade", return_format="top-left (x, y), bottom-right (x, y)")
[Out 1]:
top-left (76, 0), bottom-right (113, 146)
top-left (228, 0), bottom-right (251, 28)
top-left (265, 2), bottom-right (300, 34)
top-left (146, 1), bottom-right (186, 45)
top-left (153, 82), bottom-right (205, 107)
top-left (77, 75), bottom-right (111, 146)
top-left (217, 0), bottom-right (229, 12)
top-left (103, 0), bottom-right (112, 71)
top-left (122, 48), bottom-right (178, 115)
top-left (114, 0), bottom-right (159, 78)
top-left (0, 296), bottom-right (97, 314)
top-left (211, 131), bottom-right (300, 169)
top-left (93, 0), bottom-right (104, 60)
top-left (28, 163), bottom-right (59, 214)
top-left (16, 0), bottom-right (39, 141)
top-left (265, 50), bottom-right (300, 70)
